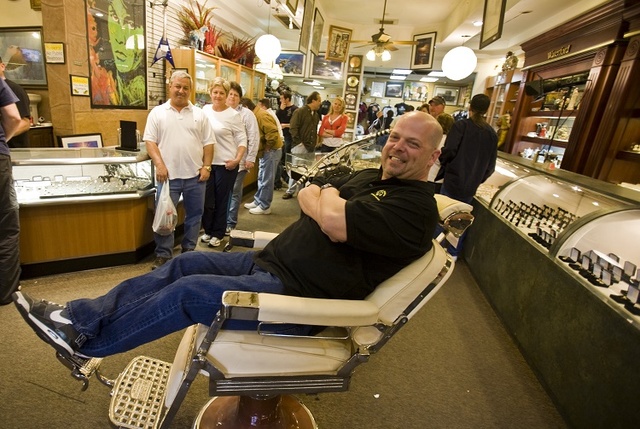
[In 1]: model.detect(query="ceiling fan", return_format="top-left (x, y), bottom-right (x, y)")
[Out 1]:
top-left (349, 0), bottom-right (416, 60)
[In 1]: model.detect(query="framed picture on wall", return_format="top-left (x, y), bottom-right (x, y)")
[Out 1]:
top-left (410, 31), bottom-right (437, 70)
top-left (309, 53), bottom-right (344, 80)
top-left (326, 25), bottom-right (352, 62)
top-left (298, 0), bottom-right (315, 54)
top-left (480, 0), bottom-right (507, 49)
top-left (370, 81), bottom-right (385, 98)
top-left (0, 27), bottom-right (47, 87)
top-left (58, 133), bottom-right (104, 148)
top-left (85, 0), bottom-right (147, 109)
top-left (310, 8), bottom-right (324, 56)
top-left (434, 86), bottom-right (460, 105)
top-left (384, 81), bottom-right (404, 98)
top-left (69, 75), bottom-right (90, 97)
top-left (275, 52), bottom-right (305, 76)
top-left (285, 0), bottom-right (299, 15)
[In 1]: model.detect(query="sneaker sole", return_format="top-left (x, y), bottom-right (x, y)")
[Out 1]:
top-left (13, 292), bottom-right (77, 359)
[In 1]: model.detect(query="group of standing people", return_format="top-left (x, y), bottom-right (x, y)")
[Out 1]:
top-left (145, 71), bottom-right (285, 270)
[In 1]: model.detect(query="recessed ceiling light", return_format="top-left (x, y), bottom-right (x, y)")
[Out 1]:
top-left (392, 69), bottom-right (412, 75)
top-left (420, 77), bottom-right (439, 82)
top-left (389, 75), bottom-right (407, 80)
top-left (427, 71), bottom-right (446, 77)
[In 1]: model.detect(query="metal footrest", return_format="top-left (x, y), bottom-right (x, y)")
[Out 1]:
top-left (109, 356), bottom-right (172, 429)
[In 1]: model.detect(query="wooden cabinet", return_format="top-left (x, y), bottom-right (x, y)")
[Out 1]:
top-left (503, 0), bottom-right (639, 183)
top-left (27, 126), bottom-right (54, 147)
top-left (171, 48), bottom-right (266, 106)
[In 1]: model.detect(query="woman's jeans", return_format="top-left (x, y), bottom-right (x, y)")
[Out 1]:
top-left (67, 251), bottom-right (286, 357)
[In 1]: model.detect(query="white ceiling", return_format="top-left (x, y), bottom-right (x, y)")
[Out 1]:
top-left (213, 0), bottom-right (610, 87)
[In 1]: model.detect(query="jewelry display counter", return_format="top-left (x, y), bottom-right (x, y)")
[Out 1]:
top-left (11, 147), bottom-right (160, 278)
top-left (467, 153), bottom-right (640, 429)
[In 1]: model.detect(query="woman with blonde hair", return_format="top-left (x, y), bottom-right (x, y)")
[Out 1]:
top-left (200, 77), bottom-right (247, 247)
top-left (318, 97), bottom-right (348, 152)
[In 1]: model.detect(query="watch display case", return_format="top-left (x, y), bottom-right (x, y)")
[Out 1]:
top-left (11, 147), bottom-right (154, 205)
top-left (476, 153), bottom-right (640, 324)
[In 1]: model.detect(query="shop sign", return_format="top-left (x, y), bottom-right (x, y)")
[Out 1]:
top-left (548, 45), bottom-right (571, 60)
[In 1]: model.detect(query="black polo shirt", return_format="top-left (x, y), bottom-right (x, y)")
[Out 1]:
top-left (255, 169), bottom-right (438, 299)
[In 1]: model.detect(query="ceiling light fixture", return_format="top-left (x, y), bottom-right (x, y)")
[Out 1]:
top-left (389, 75), bottom-right (407, 80)
top-left (392, 69), bottom-right (412, 75)
top-left (442, 36), bottom-right (477, 81)
top-left (255, 2), bottom-right (282, 64)
top-left (420, 77), bottom-right (439, 82)
top-left (366, 45), bottom-right (391, 62)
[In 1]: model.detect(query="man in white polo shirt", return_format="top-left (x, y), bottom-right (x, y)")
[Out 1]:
top-left (143, 70), bottom-right (215, 269)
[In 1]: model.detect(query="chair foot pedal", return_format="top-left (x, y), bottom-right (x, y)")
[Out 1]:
top-left (109, 355), bottom-right (172, 429)
top-left (56, 352), bottom-right (104, 390)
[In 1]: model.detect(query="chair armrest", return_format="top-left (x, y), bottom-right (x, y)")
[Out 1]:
top-left (222, 291), bottom-right (379, 327)
top-left (434, 194), bottom-right (473, 221)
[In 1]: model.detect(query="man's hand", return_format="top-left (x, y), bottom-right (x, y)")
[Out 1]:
top-left (155, 164), bottom-right (169, 183)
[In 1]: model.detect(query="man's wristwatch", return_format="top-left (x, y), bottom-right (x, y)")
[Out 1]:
top-left (202, 165), bottom-right (211, 172)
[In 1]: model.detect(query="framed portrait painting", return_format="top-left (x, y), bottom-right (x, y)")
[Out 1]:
top-left (410, 31), bottom-right (437, 70)
top-left (85, 0), bottom-right (147, 109)
top-left (326, 26), bottom-right (352, 62)
top-left (480, 0), bottom-right (507, 49)
top-left (310, 8), bottom-right (324, 56)
top-left (0, 27), bottom-right (47, 87)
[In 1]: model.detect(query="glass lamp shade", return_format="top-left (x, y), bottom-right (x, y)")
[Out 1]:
top-left (255, 34), bottom-right (282, 63)
top-left (442, 46), bottom-right (477, 81)
top-left (381, 50), bottom-right (391, 61)
top-left (366, 49), bottom-right (376, 61)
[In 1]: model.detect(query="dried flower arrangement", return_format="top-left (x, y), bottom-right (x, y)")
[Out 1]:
top-left (217, 35), bottom-right (256, 64)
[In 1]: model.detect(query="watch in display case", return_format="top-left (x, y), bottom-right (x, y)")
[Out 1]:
top-left (11, 147), bottom-right (154, 205)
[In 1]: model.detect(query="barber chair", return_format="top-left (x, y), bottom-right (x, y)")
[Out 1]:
top-left (59, 194), bottom-right (473, 429)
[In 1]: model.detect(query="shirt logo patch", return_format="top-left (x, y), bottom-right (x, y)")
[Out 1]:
top-left (371, 190), bottom-right (386, 201)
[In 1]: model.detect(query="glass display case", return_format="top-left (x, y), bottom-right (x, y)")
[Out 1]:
top-left (476, 153), bottom-right (640, 325)
top-left (11, 147), bottom-right (154, 205)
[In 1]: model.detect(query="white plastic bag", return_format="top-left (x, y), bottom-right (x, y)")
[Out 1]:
top-left (152, 181), bottom-right (177, 236)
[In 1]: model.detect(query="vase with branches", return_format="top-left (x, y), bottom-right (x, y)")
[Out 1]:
top-left (217, 34), bottom-right (255, 64)
top-left (176, 0), bottom-right (217, 45)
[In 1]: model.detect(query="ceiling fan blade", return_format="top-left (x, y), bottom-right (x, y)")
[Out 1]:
top-left (386, 44), bottom-right (399, 52)
top-left (353, 43), bottom-right (374, 49)
top-left (349, 40), bottom-right (373, 44)
top-left (392, 41), bottom-right (419, 45)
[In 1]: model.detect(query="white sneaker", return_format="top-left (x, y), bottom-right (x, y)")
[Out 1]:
top-left (200, 234), bottom-right (212, 243)
top-left (208, 237), bottom-right (222, 247)
top-left (249, 206), bottom-right (271, 215)
top-left (244, 202), bottom-right (258, 209)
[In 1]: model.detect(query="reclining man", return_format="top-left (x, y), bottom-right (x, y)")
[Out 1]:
top-left (13, 111), bottom-right (443, 360)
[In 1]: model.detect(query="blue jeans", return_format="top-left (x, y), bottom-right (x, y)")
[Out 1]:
top-left (253, 148), bottom-right (281, 210)
top-left (227, 169), bottom-right (248, 229)
top-left (154, 177), bottom-right (205, 258)
top-left (0, 154), bottom-right (20, 304)
top-left (67, 251), bottom-right (287, 356)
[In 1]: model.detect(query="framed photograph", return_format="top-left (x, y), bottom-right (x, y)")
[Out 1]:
top-left (0, 27), bottom-right (47, 87)
top-left (285, 0), bottom-right (299, 15)
top-left (326, 25), bottom-right (352, 62)
top-left (58, 133), bottom-right (104, 148)
top-left (345, 111), bottom-right (356, 127)
top-left (44, 42), bottom-right (65, 64)
top-left (85, 0), bottom-right (147, 109)
top-left (309, 53), bottom-right (344, 80)
top-left (298, 0), bottom-right (314, 54)
top-left (434, 86), bottom-right (461, 105)
top-left (407, 82), bottom-right (429, 102)
top-left (411, 31), bottom-right (437, 70)
top-left (310, 8), bottom-right (324, 56)
top-left (480, 0), bottom-right (507, 49)
top-left (275, 52), bottom-right (305, 76)
top-left (370, 81), bottom-right (385, 98)
top-left (344, 93), bottom-right (357, 111)
top-left (385, 81), bottom-right (404, 98)
top-left (70, 75), bottom-right (90, 97)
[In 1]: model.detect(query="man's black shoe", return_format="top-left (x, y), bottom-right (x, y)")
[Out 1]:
top-left (13, 291), bottom-right (87, 358)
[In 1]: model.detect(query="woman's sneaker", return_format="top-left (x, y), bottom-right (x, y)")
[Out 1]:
top-left (13, 291), bottom-right (87, 359)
